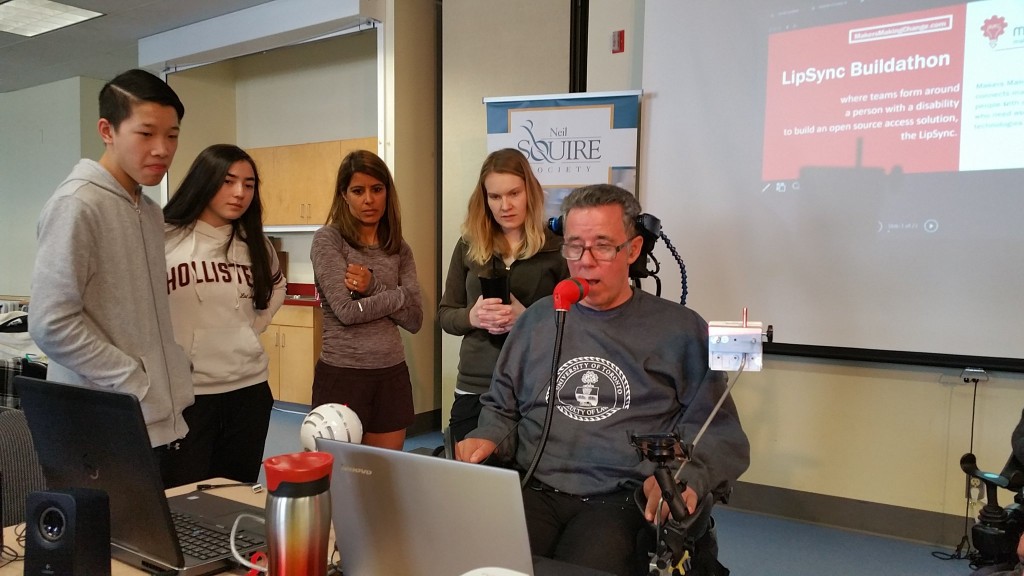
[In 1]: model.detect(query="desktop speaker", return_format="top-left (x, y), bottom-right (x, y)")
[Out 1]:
top-left (25, 487), bottom-right (111, 576)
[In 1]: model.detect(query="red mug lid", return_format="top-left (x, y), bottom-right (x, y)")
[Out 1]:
top-left (264, 451), bottom-right (333, 492)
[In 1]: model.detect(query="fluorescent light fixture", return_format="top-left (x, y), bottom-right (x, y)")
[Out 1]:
top-left (0, 0), bottom-right (102, 37)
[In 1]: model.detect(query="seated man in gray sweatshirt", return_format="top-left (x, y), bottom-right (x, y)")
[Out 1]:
top-left (29, 69), bottom-right (193, 486)
top-left (457, 184), bottom-right (750, 576)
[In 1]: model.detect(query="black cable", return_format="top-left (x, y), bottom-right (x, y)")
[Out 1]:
top-left (965, 378), bottom-right (980, 557)
top-left (0, 545), bottom-right (19, 566)
top-left (0, 523), bottom-right (26, 567)
top-left (520, 310), bottom-right (568, 489)
top-left (327, 544), bottom-right (343, 575)
top-left (196, 482), bottom-right (263, 493)
top-left (933, 378), bottom-right (983, 564)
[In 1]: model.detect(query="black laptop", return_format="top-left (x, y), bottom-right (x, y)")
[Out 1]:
top-left (15, 376), bottom-right (266, 575)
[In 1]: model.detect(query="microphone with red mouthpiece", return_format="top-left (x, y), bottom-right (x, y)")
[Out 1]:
top-left (522, 276), bottom-right (590, 490)
top-left (553, 278), bottom-right (590, 312)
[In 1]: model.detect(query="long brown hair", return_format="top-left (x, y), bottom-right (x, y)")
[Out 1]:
top-left (462, 148), bottom-right (547, 265)
top-left (324, 150), bottom-right (403, 255)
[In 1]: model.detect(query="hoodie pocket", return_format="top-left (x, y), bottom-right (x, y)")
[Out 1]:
top-left (125, 356), bottom-right (152, 403)
top-left (135, 353), bottom-right (169, 425)
top-left (189, 326), bottom-right (266, 384)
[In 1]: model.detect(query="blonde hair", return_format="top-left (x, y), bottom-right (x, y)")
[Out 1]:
top-left (462, 148), bottom-right (547, 265)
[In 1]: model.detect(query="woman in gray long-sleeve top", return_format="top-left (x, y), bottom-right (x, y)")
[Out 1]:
top-left (310, 150), bottom-right (422, 450)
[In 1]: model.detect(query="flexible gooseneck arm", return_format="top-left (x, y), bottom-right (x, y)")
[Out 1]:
top-left (520, 309), bottom-right (568, 489)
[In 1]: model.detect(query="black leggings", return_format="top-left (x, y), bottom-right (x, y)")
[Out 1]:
top-left (159, 382), bottom-right (274, 488)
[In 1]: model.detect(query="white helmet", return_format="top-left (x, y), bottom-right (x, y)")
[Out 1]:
top-left (300, 403), bottom-right (363, 451)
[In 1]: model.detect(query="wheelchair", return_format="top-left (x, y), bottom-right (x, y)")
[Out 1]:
top-left (962, 452), bottom-right (1024, 573)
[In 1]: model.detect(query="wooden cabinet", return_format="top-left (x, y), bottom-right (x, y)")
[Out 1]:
top-left (247, 137), bottom-right (378, 226)
top-left (259, 305), bottom-right (323, 405)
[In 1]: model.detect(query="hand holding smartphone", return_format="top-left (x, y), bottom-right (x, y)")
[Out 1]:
top-left (478, 275), bottom-right (510, 304)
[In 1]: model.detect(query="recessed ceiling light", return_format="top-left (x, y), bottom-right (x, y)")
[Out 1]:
top-left (0, 0), bottom-right (102, 37)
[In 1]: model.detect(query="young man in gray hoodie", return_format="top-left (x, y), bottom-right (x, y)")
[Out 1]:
top-left (30, 69), bottom-right (194, 480)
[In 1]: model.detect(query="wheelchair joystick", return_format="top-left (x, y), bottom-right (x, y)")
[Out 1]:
top-left (631, 433), bottom-right (718, 575)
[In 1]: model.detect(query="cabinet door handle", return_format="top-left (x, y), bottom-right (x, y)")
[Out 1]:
top-left (281, 332), bottom-right (286, 348)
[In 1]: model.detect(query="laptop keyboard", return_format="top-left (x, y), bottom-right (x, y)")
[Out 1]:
top-left (171, 511), bottom-right (266, 561)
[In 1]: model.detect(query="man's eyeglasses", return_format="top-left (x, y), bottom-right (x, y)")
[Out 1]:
top-left (561, 239), bottom-right (633, 261)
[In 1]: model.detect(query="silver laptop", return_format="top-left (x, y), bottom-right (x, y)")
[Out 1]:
top-left (15, 375), bottom-right (266, 576)
top-left (316, 437), bottom-right (536, 576)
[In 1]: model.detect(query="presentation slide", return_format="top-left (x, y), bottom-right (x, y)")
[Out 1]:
top-left (642, 0), bottom-right (1024, 367)
top-left (763, 3), bottom-right (1022, 181)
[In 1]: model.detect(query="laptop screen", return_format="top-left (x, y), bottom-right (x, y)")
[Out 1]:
top-left (315, 437), bottom-right (536, 576)
top-left (16, 375), bottom-right (185, 568)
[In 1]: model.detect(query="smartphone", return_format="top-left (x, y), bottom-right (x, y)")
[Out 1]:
top-left (479, 275), bottom-right (510, 304)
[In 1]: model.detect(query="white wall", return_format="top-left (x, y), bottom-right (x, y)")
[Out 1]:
top-left (234, 30), bottom-right (378, 148)
top-left (0, 76), bottom-right (104, 296)
top-left (387, 0), bottom-right (438, 413)
top-left (167, 60), bottom-right (239, 195)
top-left (439, 0), bottom-right (571, 426)
top-left (732, 358), bottom-right (1024, 516)
top-left (235, 29), bottom-right (378, 284)
top-left (586, 0), bottom-right (644, 92)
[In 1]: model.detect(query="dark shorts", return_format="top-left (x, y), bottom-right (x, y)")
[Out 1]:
top-left (311, 360), bottom-right (415, 434)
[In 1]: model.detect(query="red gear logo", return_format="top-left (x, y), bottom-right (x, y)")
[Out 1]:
top-left (981, 15), bottom-right (1007, 47)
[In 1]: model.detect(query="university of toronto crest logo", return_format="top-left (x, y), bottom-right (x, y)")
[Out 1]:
top-left (575, 372), bottom-right (600, 407)
top-left (556, 357), bottom-right (630, 422)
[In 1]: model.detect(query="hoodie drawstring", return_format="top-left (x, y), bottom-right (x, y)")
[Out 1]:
top-left (231, 239), bottom-right (240, 310)
top-left (187, 223), bottom-right (243, 310)
top-left (190, 228), bottom-right (203, 304)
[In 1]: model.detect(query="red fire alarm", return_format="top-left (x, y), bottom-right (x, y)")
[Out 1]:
top-left (612, 30), bottom-right (625, 53)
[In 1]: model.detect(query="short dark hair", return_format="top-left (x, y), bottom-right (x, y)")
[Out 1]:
top-left (99, 69), bottom-right (185, 129)
top-left (560, 184), bottom-right (641, 238)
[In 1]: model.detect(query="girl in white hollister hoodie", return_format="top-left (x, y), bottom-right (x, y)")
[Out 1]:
top-left (162, 144), bottom-right (286, 487)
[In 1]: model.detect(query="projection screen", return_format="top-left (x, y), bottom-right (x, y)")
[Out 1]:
top-left (641, 0), bottom-right (1024, 370)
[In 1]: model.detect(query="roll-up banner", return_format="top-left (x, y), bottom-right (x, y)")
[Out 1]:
top-left (485, 90), bottom-right (642, 218)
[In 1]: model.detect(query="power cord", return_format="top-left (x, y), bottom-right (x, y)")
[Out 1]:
top-left (326, 543), bottom-right (343, 575)
top-left (932, 377), bottom-right (983, 565)
top-left (0, 523), bottom-right (26, 568)
top-left (196, 482), bottom-right (264, 493)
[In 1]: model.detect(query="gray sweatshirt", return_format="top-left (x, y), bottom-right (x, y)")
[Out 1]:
top-left (472, 288), bottom-right (750, 499)
top-left (30, 159), bottom-right (193, 447)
